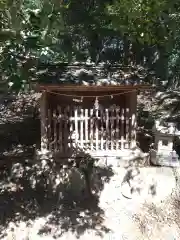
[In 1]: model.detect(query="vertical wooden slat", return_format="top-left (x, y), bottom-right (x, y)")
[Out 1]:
top-left (63, 106), bottom-right (68, 152)
top-left (105, 108), bottom-right (109, 150)
top-left (116, 107), bottom-right (120, 150)
top-left (109, 107), bottom-right (114, 150)
top-left (131, 114), bottom-right (136, 148)
top-left (56, 106), bottom-right (59, 151)
top-left (80, 108), bottom-right (84, 148)
top-left (129, 96), bottom-right (132, 147)
top-left (48, 110), bottom-right (53, 151)
top-left (129, 90), bottom-right (137, 148)
top-left (67, 105), bottom-right (71, 149)
top-left (53, 108), bottom-right (58, 151)
top-left (125, 108), bottom-right (130, 148)
top-left (90, 108), bottom-right (94, 150)
top-left (120, 107), bottom-right (124, 149)
top-left (95, 106), bottom-right (99, 150)
top-left (74, 106), bottom-right (78, 146)
top-left (69, 106), bottom-right (74, 148)
top-left (85, 109), bottom-right (88, 149)
top-left (100, 107), bottom-right (104, 150)
top-left (40, 91), bottom-right (48, 151)
top-left (47, 108), bottom-right (52, 150)
top-left (57, 105), bottom-right (62, 151)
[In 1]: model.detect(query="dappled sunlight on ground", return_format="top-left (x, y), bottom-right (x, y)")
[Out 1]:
top-left (0, 153), bottom-right (180, 240)
top-left (0, 92), bottom-right (180, 239)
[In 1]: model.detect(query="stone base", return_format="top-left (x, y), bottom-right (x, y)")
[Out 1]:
top-left (95, 148), bottom-right (150, 168)
top-left (35, 148), bottom-right (150, 168)
top-left (150, 149), bottom-right (180, 167)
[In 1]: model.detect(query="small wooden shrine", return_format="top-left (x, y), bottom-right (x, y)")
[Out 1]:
top-left (38, 84), bottom-right (150, 157)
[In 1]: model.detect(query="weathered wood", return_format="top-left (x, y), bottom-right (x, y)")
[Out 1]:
top-left (69, 106), bottom-right (74, 148)
top-left (64, 106), bottom-right (68, 152)
top-left (110, 107), bottom-right (114, 150)
top-left (95, 106), bottom-right (99, 150)
top-left (38, 84), bottom-right (152, 92)
top-left (100, 107), bottom-right (104, 150)
top-left (105, 108), bottom-right (109, 150)
top-left (40, 91), bottom-right (48, 151)
top-left (80, 108), bottom-right (84, 148)
top-left (85, 108), bottom-right (88, 148)
top-left (57, 105), bottom-right (62, 151)
top-left (53, 108), bottom-right (58, 151)
top-left (120, 108), bottom-right (125, 150)
top-left (130, 90), bottom-right (137, 148)
top-left (47, 108), bottom-right (52, 150)
top-left (125, 107), bottom-right (130, 149)
top-left (116, 108), bottom-right (120, 150)
top-left (74, 106), bottom-right (78, 146)
top-left (40, 88), bottom-right (138, 155)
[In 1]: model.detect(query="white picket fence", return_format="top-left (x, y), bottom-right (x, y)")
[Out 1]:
top-left (47, 104), bottom-right (136, 155)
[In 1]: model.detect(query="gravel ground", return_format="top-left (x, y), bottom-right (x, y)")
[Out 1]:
top-left (1, 166), bottom-right (180, 240)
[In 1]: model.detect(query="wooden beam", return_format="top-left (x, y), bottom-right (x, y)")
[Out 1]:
top-left (37, 84), bottom-right (152, 92)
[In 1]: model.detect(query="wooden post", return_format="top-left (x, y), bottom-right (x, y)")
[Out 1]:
top-left (129, 90), bottom-right (137, 148)
top-left (58, 105), bottom-right (62, 151)
top-left (40, 91), bottom-right (48, 151)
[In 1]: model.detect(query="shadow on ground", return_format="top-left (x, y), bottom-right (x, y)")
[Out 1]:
top-left (0, 146), bottom-right (114, 239)
top-left (0, 93), bottom-right (115, 239)
top-left (121, 166), bottom-right (157, 199)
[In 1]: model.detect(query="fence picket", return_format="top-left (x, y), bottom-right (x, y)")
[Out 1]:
top-left (116, 108), bottom-right (120, 150)
top-left (47, 108), bottom-right (52, 150)
top-left (100, 107), bottom-right (104, 150)
top-left (64, 106), bottom-right (68, 151)
top-left (125, 108), bottom-right (130, 148)
top-left (53, 109), bottom-right (58, 151)
top-left (95, 107), bottom-right (99, 150)
top-left (121, 108), bottom-right (124, 149)
top-left (105, 108), bottom-right (109, 150)
top-left (69, 106), bottom-right (74, 148)
top-left (74, 106), bottom-right (78, 146)
top-left (57, 106), bottom-right (62, 151)
top-left (80, 108), bottom-right (84, 148)
top-left (110, 107), bottom-right (114, 150)
top-left (131, 113), bottom-right (136, 148)
top-left (85, 109), bottom-right (88, 149)
top-left (90, 108), bottom-right (94, 150)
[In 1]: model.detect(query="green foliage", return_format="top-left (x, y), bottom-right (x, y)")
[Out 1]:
top-left (0, 0), bottom-right (180, 90)
top-left (167, 10), bottom-right (180, 88)
top-left (107, 0), bottom-right (168, 44)
top-left (0, 0), bottom-right (67, 90)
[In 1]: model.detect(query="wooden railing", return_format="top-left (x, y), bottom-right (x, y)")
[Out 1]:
top-left (46, 104), bottom-right (135, 154)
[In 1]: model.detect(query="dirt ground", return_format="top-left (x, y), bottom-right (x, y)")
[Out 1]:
top-left (1, 165), bottom-right (180, 240)
top-left (0, 92), bottom-right (180, 240)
